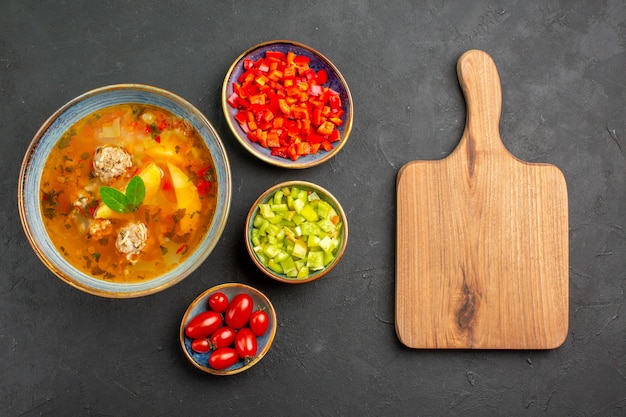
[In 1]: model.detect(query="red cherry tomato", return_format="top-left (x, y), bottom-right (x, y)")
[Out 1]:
top-left (208, 292), bottom-right (229, 313)
top-left (209, 347), bottom-right (239, 370)
top-left (225, 293), bottom-right (253, 329)
top-left (235, 327), bottom-right (258, 360)
top-left (249, 310), bottom-right (270, 336)
top-left (185, 310), bottom-right (223, 339)
top-left (209, 326), bottom-right (236, 350)
top-left (191, 338), bottom-right (211, 353)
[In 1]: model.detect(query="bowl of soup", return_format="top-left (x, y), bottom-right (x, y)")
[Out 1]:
top-left (18, 84), bottom-right (232, 298)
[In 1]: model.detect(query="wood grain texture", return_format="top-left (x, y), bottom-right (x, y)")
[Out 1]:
top-left (395, 50), bottom-right (569, 349)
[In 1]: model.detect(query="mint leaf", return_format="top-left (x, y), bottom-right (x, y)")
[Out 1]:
top-left (99, 186), bottom-right (130, 213)
top-left (98, 175), bottom-right (146, 213)
top-left (125, 175), bottom-right (146, 211)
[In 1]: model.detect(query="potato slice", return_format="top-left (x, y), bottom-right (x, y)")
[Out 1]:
top-left (100, 117), bottom-right (121, 138)
top-left (94, 163), bottom-right (163, 219)
top-left (143, 130), bottom-right (187, 166)
top-left (139, 162), bottom-right (163, 202)
top-left (167, 162), bottom-right (201, 234)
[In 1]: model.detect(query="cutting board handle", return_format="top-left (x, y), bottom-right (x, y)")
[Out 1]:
top-left (455, 49), bottom-right (508, 156)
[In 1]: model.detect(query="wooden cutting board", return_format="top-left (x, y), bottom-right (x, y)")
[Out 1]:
top-left (395, 50), bottom-right (569, 349)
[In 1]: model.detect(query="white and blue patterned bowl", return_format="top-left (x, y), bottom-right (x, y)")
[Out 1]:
top-left (222, 40), bottom-right (353, 169)
top-left (180, 283), bottom-right (277, 375)
top-left (18, 84), bottom-right (232, 298)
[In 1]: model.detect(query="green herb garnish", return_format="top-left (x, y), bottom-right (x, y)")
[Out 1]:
top-left (57, 130), bottom-right (76, 149)
top-left (99, 176), bottom-right (146, 214)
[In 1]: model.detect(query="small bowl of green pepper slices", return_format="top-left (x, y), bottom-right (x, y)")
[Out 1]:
top-left (245, 181), bottom-right (348, 283)
top-left (222, 40), bottom-right (353, 169)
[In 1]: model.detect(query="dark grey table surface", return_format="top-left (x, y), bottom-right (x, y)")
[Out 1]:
top-left (1, 1), bottom-right (624, 416)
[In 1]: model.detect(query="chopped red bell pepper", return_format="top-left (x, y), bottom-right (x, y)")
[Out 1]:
top-left (316, 69), bottom-right (328, 84)
top-left (227, 92), bottom-right (239, 107)
top-left (265, 50), bottom-right (286, 60)
top-left (228, 49), bottom-right (346, 161)
top-left (316, 121), bottom-right (335, 136)
top-left (197, 179), bottom-right (212, 196)
top-left (235, 110), bottom-right (247, 125)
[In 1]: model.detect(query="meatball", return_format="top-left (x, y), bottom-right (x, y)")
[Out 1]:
top-left (88, 219), bottom-right (113, 240)
top-left (115, 222), bottom-right (148, 258)
top-left (93, 146), bottom-right (132, 183)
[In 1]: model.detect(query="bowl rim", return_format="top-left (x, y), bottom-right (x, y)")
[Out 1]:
top-left (245, 180), bottom-right (349, 284)
top-left (179, 282), bottom-right (277, 375)
top-left (221, 39), bottom-right (354, 169)
top-left (18, 83), bottom-right (232, 298)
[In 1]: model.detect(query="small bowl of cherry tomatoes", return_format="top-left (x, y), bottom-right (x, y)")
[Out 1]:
top-left (180, 283), bottom-right (277, 375)
top-left (222, 40), bottom-right (353, 169)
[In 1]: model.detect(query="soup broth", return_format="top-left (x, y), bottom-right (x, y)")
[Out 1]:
top-left (40, 103), bottom-right (218, 283)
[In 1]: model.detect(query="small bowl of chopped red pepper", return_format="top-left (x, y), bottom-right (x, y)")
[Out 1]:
top-left (222, 40), bottom-right (353, 168)
top-left (245, 181), bottom-right (348, 283)
top-left (180, 282), bottom-right (277, 376)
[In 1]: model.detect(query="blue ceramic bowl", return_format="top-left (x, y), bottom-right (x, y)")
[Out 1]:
top-left (18, 84), bottom-right (232, 298)
top-left (245, 181), bottom-right (349, 284)
top-left (222, 40), bottom-right (353, 169)
top-left (180, 283), bottom-right (277, 375)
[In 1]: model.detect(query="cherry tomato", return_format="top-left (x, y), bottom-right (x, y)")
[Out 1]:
top-left (191, 338), bottom-right (211, 353)
top-left (249, 310), bottom-right (270, 336)
top-left (185, 310), bottom-right (223, 339)
top-left (225, 293), bottom-right (253, 329)
top-left (209, 326), bottom-right (236, 350)
top-left (235, 327), bottom-right (258, 360)
top-left (209, 347), bottom-right (239, 370)
top-left (208, 292), bottom-right (229, 313)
